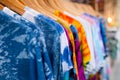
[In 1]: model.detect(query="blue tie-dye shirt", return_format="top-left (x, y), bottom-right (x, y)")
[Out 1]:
top-left (2, 7), bottom-right (54, 80)
top-left (0, 11), bottom-right (45, 80)
top-left (22, 7), bottom-right (73, 80)
top-left (23, 10), bottom-right (61, 80)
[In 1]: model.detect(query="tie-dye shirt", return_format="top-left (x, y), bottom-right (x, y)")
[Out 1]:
top-left (70, 25), bottom-right (86, 80)
top-left (54, 11), bottom-right (91, 67)
top-left (81, 13), bottom-right (105, 71)
top-left (75, 16), bottom-right (97, 78)
top-left (63, 12), bottom-right (96, 75)
top-left (22, 10), bottom-right (61, 80)
top-left (23, 7), bottom-right (73, 80)
top-left (75, 16), bottom-right (96, 73)
top-left (0, 11), bottom-right (45, 80)
top-left (56, 20), bottom-right (78, 80)
top-left (2, 7), bottom-right (54, 80)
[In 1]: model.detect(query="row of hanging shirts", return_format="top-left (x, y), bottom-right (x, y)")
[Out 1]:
top-left (0, 0), bottom-right (109, 80)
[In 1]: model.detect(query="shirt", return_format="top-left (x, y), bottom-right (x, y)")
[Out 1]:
top-left (23, 7), bottom-right (73, 80)
top-left (75, 16), bottom-right (96, 73)
top-left (81, 13), bottom-right (105, 71)
top-left (3, 7), bottom-right (54, 80)
top-left (63, 12), bottom-right (96, 73)
top-left (22, 10), bottom-right (61, 80)
top-left (70, 25), bottom-right (85, 80)
top-left (62, 12), bottom-right (96, 79)
top-left (0, 11), bottom-right (45, 80)
top-left (56, 20), bottom-right (78, 80)
top-left (61, 26), bottom-right (73, 80)
top-left (54, 11), bottom-right (91, 67)
top-left (99, 18), bottom-right (108, 54)
top-left (76, 16), bottom-right (97, 78)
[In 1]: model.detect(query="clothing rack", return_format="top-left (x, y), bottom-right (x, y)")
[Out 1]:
top-left (0, 0), bottom-right (109, 80)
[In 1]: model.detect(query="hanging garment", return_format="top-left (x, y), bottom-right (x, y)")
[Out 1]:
top-left (81, 13), bottom-right (105, 72)
top-left (55, 11), bottom-right (92, 80)
top-left (63, 12), bottom-right (96, 74)
top-left (0, 11), bottom-right (45, 80)
top-left (70, 25), bottom-right (86, 80)
top-left (61, 26), bottom-right (74, 80)
top-left (22, 7), bottom-right (74, 80)
top-left (22, 10), bottom-right (61, 80)
top-left (76, 17), bottom-right (96, 72)
top-left (99, 18), bottom-right (108, 55)
top-left (56, 20), bottom-right (78, 80)
top-left (2, 7), bottom-right (54, 80)
top-left (54, 11), bottom-right (91, 68)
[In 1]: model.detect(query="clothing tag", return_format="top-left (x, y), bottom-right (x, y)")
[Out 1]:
top-left (3, 7), bottom-right (18, 16)
top-left (24, 6), bottom-right (40, 15)
top-left (64, 11), bottom-right (74, 17)
top-left (22, 10), bottom-right (35, 24)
